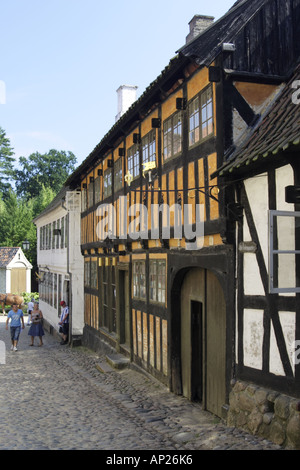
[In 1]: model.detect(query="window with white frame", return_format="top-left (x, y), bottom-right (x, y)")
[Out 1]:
top-left (104, 169), bottom-right (112, 198)
top-left (132, 260), bottom-right (146, 300)
top-left (163, 111), bottom-right (182, 160)
top-left (188, 85), bottom-right (213, 147)
top-left (114, 158), bottom-right (123, 192)
top-left (269, 210), bottom-right (300, 293)
top-left (128, 144), bottom-right (139, 179)
top-left (142, 130), bottom-right (156, 165)
top-left (149, 259), bottom-right (166, 304)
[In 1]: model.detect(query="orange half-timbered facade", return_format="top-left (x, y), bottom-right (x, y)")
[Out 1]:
top-left (65, 0), bottom-right (300, 422)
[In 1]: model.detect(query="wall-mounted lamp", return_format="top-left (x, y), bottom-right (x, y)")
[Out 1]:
top-left (98, 169), bottom-right (103, 176)
top-left (222, 43), bottom-right (236, 52)
top-left (133, 133), bottom-right (141, 144)
top-left (22, 239), bottom-right (30, 251)
top-left (176, 98), bottom-right (187, 110)
top-left (152, 118), bottom-right (161, 128)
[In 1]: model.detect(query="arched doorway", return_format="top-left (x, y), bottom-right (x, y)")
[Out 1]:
top-left (175, 267), bottom-right (226, 418)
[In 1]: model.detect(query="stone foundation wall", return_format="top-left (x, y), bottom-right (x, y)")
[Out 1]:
top-left (228, 380), bottom-right (300, 449)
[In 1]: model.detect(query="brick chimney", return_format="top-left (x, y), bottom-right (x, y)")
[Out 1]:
top-left (186, 15), bottom-right (214, 44)
top-left (115, 85), bottom-right (138, 122)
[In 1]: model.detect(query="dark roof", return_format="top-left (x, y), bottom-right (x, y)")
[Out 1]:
top-left (65, 0), bottom-right (300, 188)
top-left (0, 247), bottom-right (19, 268)
top-left (179, 0), bottom-right (300, 78)
top-left (177, 0), bottom-right (266, 65)
top-left (213, 64), bottom-right (300, 177)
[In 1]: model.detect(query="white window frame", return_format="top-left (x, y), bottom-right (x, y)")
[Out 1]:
top-left (269, 210), bottom-right (300, 293)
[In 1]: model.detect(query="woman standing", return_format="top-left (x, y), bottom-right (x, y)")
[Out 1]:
top-left (28, 302), bottom-right (45, 346)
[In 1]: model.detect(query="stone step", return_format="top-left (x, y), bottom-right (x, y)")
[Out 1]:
top-left (95, 361), bottom-right (114, 374)
top-left (106, 353), bottom-right (130, 370)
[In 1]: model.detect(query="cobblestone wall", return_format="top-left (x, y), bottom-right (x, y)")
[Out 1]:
top-left (228, 380), bottom-right (300, 449)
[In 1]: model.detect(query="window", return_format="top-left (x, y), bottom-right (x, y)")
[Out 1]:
top-left (84, 259), bottom-right (90, 287)
top-left (150, 260), bottom-right (166, 303)
top-left (56, 219), bottom-right (60, 249)
top-left (128, 144), bottom-right (140, 179)
top-left (94, 175), bottom-right (101, 203)
top-left (104, 169), bottom-right (112, 198)
top-left (114, 158), bottom-right (123, 192)
top-left (142, 130), bottom-right (156, 166)
top-left (90, 259), bottom-right (98, 290)
top-left (88, 179), bottom-right (94, 208)
top-left (133, 261), bottom-right (146, 300)
top-left (103, 265), bottom-right (108, 327)
top-left (269, 210), bottom-right (300, 293)
top-left (52, 221), bottom-right (56, 249)
top-left (61, 217), bottom-right (65, 248)
top-left (163, 111), bottom-right (182, 160)
top-left (82, 187), bottom-right (87, 212)
top-left (188, 86), bottom-right (213, 147)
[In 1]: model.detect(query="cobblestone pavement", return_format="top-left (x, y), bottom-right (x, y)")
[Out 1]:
top-left (0, 316), bottom-right (282, 452)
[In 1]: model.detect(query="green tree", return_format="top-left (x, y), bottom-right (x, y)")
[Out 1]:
top-left (0, 127), bottom-right (15, 198)
top-left (0, 190), bottom-right (36, 252)
top-left (32, 184), bottom-right (56, 219)
top-left (15, 149), bottom-right (77, 199)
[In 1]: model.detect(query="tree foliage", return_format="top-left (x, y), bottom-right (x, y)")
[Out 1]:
top-left (0, 126), bottom-right (15, 198)
top-left (15, 149), bottom-right (77, 199)
top-left (0, 128), bottom-right (77, 280)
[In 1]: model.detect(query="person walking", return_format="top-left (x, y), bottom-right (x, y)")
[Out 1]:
top-left (6, 303), bottom-right (25, 351)
top-left (26, 298), bottom-right (34, 326)
top-left (28, 302), bottom-right (45, 346)
top-left (59, 300), bottom-right (69, 345)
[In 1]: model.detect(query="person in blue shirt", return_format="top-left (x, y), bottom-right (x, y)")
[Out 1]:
top-left (6, 303), bottom-right (25, 351)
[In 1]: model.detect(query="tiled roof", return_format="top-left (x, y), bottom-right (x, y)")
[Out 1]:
top-left (0, 247), bottom-right (19, 268)
top-left (214, 64), bottom-right (300, 177)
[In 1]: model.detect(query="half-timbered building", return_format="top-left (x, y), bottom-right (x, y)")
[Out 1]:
top-left (214, 64), bottom-right (300, 447)
top-left (64, 0), bottom-right (300, 434)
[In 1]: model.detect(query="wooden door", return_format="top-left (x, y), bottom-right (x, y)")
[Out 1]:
top-left (206, 270), bottom-right (226, 417)
top-left (11, 268), bottom-right (26, 294)
top-left (180, 268), bottom-right (226, 418)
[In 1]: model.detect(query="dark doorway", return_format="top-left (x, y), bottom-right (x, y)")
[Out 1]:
top-left (191, 300), bottom-right (203, 401)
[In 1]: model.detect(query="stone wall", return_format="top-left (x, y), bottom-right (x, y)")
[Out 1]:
top-left (228, 380), bottom-right (300, 449)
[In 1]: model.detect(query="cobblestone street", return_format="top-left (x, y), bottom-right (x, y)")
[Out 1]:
top-left (0, 316), bottom-right (282, 452)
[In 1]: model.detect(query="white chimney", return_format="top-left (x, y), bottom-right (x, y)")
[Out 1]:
top-left (115, 85), bottom-right (138, 122)
top-left (186, 15), bottom-right (214, 44)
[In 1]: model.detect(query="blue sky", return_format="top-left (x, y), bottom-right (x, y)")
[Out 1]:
top-left (1, 0), bottom-right (236, 168)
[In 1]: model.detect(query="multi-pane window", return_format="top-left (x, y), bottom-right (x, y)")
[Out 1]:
top-left (103, 265), bottom-right (108, 327)
top-left (61, 217), bottom-right (65, 248)
top-left (128, 144), bottom-right (140, 179)
top-left (94, 175), bottom-right (101, 203)
top-left (56, 219), bottom-right (60, 249)
top-left (133, 261), bottom-right (146, 299)
top-left (189, 86), bottom-right (213, 147)
top-left (81, 187), bottom-right (87, 212)
top-left (88, 179), bottom-right (94, 208)
top-left (163, 111), bottom-right (182, 160)
top-left (142, 130), bottom-right (156, 165)
top-left (90, 259), bottom-right (98, 290)
top-left (149, 260), bottom-right (166, 304)
top-left (104, 169), bottom-right (112, 198)
top-left (84, 259), bottom-right (90, 287)
top-left (114, 158), bottom-right (123, 192)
